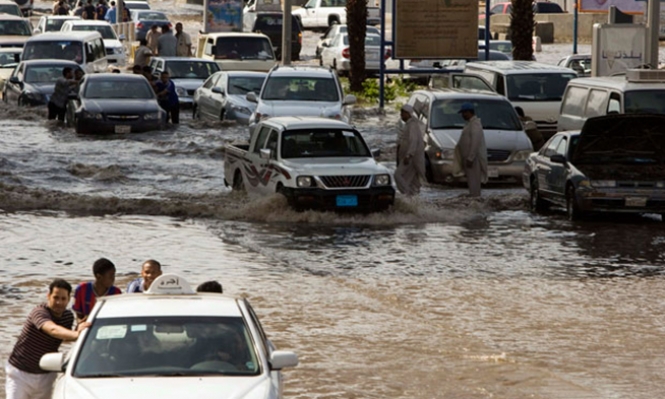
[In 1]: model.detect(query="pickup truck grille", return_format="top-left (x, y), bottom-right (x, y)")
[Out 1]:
top-left (319, 175), bottom-right (370, 188)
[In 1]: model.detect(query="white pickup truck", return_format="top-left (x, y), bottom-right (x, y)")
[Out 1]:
top-left (224, 116), bottom-right (395, 212)
top-left (293, 0), bottom-right (380, 29)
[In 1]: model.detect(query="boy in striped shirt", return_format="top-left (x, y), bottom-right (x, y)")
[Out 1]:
top-left (72, 258), bottom-right (122, 321)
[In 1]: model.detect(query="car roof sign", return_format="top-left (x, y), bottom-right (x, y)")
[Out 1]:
top-left (144, 273), bottom-right (196, 295)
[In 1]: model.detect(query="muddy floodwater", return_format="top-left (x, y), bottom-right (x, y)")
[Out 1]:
top-left (3, 4), bottom-right (665, 398)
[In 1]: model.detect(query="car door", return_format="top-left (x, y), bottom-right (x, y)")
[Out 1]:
top-left (195, 73), bottom-right (217, 118)
top-left (258, 129), bottom-right (280, 195)
top-left (548, 135), bottom-right (569, 200)
top-left (300, 0), bottom-right (319, 27)
top-left (210, 73), bottom-right (227, 120)
top-left (5, 63), bottom-right (23, 103)
top-left (537, 135), bottom-right (562, 197)
top-left (243, 125), bottom-right (272, 194)
top-left (241, 299), bottom-right (282, 398)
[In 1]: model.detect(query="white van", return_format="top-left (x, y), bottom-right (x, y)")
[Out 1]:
top-left (60, 20), bottom-right (126, 66)
top-left (22, 31), bottom-right (108, 74)
top-left (558, 69), bottom-right (665, 131)
top-left (464, 61), bottom-right (577, 140)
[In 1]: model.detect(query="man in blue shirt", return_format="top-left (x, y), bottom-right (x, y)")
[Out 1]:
top-left (155, 71), bottom-right (179, 124)
top-left (104, 1), bottom-right (116, 23)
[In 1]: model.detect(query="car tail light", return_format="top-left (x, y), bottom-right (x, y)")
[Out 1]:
top-left (168, 23), bottom-right (172, 28)
top-left (385, 48), bottom-right (392, 60)
top-left (342, 47), bottom-right (350, 59)
top-left (136, 22), bottom-right (144, 29)
top-left (298, 32), bottom-right (302, 44)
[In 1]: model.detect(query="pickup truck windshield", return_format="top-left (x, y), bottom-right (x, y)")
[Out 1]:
top-left (430, 99), bottom-right (522, 130)
top-left (72, 316), bottom-right (260, 378)
top-left (262, 76), bottom-right (339, 101)
top-left (281, 129), bottom-right (371, 158)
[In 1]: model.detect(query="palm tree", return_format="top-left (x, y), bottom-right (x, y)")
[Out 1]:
top-left (510, 0), bottom-right (534, 61)
top-left (346, 0), bottom-right (367, 92)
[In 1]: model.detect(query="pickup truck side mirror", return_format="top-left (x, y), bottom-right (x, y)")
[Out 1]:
top-left (9, 76), bottom-right (20, 84)
top-left (549, 154), bottom-right (567, 164)
top-left (210, 45), bottom-right (217, 55)
top-left (259, 148), bottom-right (272, 160)
top-left (246, 92), bottom-right (257, 103)
top-left (342, 94), bottom-right (356, 105)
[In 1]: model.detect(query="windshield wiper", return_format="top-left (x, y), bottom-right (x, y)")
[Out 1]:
top-left (78, 373), bottom-right (125, 378)
top-left (232, 84), bottom-right (251, 92)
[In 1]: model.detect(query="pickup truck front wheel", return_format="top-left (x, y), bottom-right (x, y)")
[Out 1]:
top-left (232, 171), bottom-right (245, 191)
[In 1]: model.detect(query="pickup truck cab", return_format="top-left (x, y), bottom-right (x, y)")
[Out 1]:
top-left (224, 116), bottom-right (395, 212)
top-left (196, 32), bottom-right (277, 72)
top-left (293, 0), bottom-right (379, 29)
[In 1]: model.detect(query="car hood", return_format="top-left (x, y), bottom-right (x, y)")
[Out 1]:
top-left (430, 128), bottom-right (530, 151)
top-left (572, 114), bottom-right (665, 164)
top-left (24, 82), bottom-right (56, 95)
top-left (228, 94), bottom-right (255, 110)
top-left (282, 157), bottom-right (388, 175)
top-left (58, 375), bottom-right (273, 399)
top-left (258, 100), bottom-right (342, 118)
top-left (172, 78), bottom-right (205, 91)
top-left (103, 39), bottom-right (123, 49)
top-left (81, 98), bottom-right (159, 113)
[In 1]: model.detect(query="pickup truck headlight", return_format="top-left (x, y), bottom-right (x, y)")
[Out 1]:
top-left (296, 176), bottom-right (313, 188)
top-left (373, 174), bottom-right (391, 186)
top-left (511, 150), bottom-right (533, 162)
top-left (143, 112), bottom-right (160, 120)
top-left (590, 180), bottom-right (616, 188)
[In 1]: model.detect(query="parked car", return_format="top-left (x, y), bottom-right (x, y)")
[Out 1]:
top-left (196, 32), bottom-right (276, 72)
top-left (478, 40), bottom-right (513, 56)
top-left (315, 24), bottom-right (379, 60)
top-left (292, 0), bottom-right (380, 29)
top-left (130, 10), bottom-right (170, 41)
top-left (0, 0), bottom-right (23, 17)
top-left (557, 54), bottom-right (591, 77)
top-left (0, 47), bottom-right (21, 95)
top-left (60, 20), bottom-right (127, 66)
top-left (225, 117), bottom-right (395, 212)
top-left (38, 273), bottom-right (299, 399)
top-left (320, 32), bottom-right (388, 76)
top-left (405, 88), bottom-right (534, 184)
top-left (66, 73), bottom-right (165, 134)
top-left (244, 11), bottom-right (302, 61)
top-left (246, 65), bottom-right (356, 130)
top-left (523, 114), bottom-right (665, 220)
top-left (125, 0), bottom-right (150, 10)
top-left (480, 0), bottom-right (565, 18)
top-left (33, 15), bottom-right (80, 34)
top-left (148, 57), bottom-right (219, 106)
top-left (2, 59), bottom-right (79, 106)
top-left (0, 14), bottom-right (33, 48)
top-left (405, 49), bottom-right (511, 85)
top-left (193, 71), bottom-right (266, 123)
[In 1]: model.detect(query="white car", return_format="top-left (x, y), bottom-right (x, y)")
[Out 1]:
top-left (40, 274), bottom-right (299, 399)
top-left (320, 33), bottom-right (387, 76)
top-left (60, 20), bottom-right (127, 66)
top-left (246, 65), bottom-right (356, 130)
top-left (193, 71), bottom-right (266, 123)
top-left (315, 24), bottom-right (379, 60)
top-left (33, 15), bottom-right (81, 34)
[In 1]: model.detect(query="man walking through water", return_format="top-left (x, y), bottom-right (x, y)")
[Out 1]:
top-left (394, 104), bottom-right (425, 196)
top-left (5, 279), bottom-right (90, 399)
top-left (457, 102), bottom-right (487, 197)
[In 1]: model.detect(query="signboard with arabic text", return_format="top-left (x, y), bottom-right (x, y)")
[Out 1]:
top-left (203, 0), bottom-right (243, 33)
top-left (591, 24), bottom-right (646, 76)
top-left (580, 0), bottom-right (645, 14)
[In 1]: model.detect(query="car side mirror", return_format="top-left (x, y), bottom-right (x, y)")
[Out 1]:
top-left (321, 42), bottom-right (329, 47)
top-left (33, 28), bottom-right (40, 34)
top-left (40, 352), bottom-right (65, 372)
top-left (9, 76), bottom-right (20, 84)
top-left (370, 148), bottom-right (381, 158)
top-left (210, 45), bottom-right (217, 55)
top-left (246, 92), bottom-right (257, 103)
top-left (211, 87), bottom-right (224, 95)
top-left (269, 351), bottom-right (298, 370)
top-left (549, 154), bottom-right (566, 164)
top-left (342, 94), bottom-right (356, 105)
top-left (259, 148), bottom-right (272, 160)
top-left (118, 34), bottom-right (126, 41)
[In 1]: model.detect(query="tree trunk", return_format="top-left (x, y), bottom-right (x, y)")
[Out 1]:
top-left (510, 0), bottom-right (534, 61)
top-left (346, 0), bottom-right (367, 92)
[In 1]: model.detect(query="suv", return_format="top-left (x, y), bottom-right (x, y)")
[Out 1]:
top-left (464, 61), bottom-right (577, 140)
top-left (0, 14), bottom-right (33, 48)
top-left (246, 65), bottom-right (356, 129)
top-left (244, 11), bottom-right (302, 60)
top-left (405, 88), bottom-right (533, 184)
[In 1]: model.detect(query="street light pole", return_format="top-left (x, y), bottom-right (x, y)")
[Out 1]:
top-left (282, 0), bottom-right (293, 65)
top-left (646, 0), bottom-right (660, 67)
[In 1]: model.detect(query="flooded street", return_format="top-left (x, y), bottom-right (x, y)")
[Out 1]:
top-left (2, 4), bottom-right (665, 398)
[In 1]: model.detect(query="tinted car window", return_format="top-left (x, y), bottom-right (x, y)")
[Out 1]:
top-left (506, 73), bottom-right (577, 102)
top-left (0, 51), bottom-right (20, 65)
top-left (46, 18), bottom-right (72, 32)
top-left (624, 90), bottom-right (665, 114)
top-left (23, 41), bottom-right (84, 64)
top-left (561, 86), bottom-right (587, 116)
top-left (534, 2), bottom-right (564, 13)
top-left (262, 76), bottom-right (339, 101)
top-left (84, 79), bottom-right (155, 99)
top-left (342, 34), bottom-right (381, 46)
top-left (24, 65), bottom-right (69, 83)
top-left (0, 20), bottom-right (32, 36)
top-left (281, 129), bottom-right (371, 159)
top-left (165, 61), bottom-right (219, 79)
top-left (214, 37), bottom-right (274, 60)
top-left (254, 14), bottom-right (301, 31)
top-left (429, 99), bottom-right (522, 130)
top-left (0, 4), bottom-right (21, 16)
top-left (228, 76), bottom-right (265, 95)
top-left (72, 25), bottom-right (117, 40)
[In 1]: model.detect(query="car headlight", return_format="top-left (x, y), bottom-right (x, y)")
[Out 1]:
top-left (511, 150), bottom-right (533, 161)
top-left (231, 105), bottom-right (251, 115)
top-left (578, 179), bottom-right (591, 188)
top-left (296, 176), bottom-right (313, 188)
top-left (434, 148), bottom-right (454, 160)
top-left (176, 87), bottom-right (187, 96)
top-left (115, 47), bottom-right (124, 54)
top-left (143, 112), bottom-right (160, 120)
top-left (657, 181), bottom-right (665, 188)
top-left (83, 111), bottom-right (102, 119)
top-left (373, 174), bottom-right (391, 186)
top-left (590, 180), bottom-right (616, 188)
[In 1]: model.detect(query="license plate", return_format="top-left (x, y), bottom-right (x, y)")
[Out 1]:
top-left (625, 197), bottom-right (647, 207)
top-left (367, 52), bottom-right (379, 61)
top-left (115, 125), bottom-right (131, 134)
top-left (336, 195), bottom-right (358, 207)
top-left (488, 167), bottom-right (499, 178)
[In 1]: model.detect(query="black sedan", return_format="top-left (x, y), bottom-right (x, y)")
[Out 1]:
top-left (2, 59), bottom-right (79, 106)
top-left (66, 73), bottom-right (165, 134)
top-left (523, 114), bottom-right (665, 221)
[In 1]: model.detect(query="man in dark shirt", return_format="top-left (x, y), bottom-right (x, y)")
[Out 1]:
top-left (83, 0), bottom-right (96, 19)
top-left (48, 67), bottom-right (79, 122)
top-left (95, 0), bottom-right (108, 20)
top-left (155, 71), bottom-right (179, 124)
top-left (5, 279), bottom-right (90, 399)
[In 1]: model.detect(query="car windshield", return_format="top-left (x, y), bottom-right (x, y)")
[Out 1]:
top-left (165, 61), bottom-right (219, 79)
top-left (261, 76), bottom-right (339, 101)
top-left (72, 25), bottom-right (117, 40)
top-left (72, 316), bottom-right (260, 378)
top-left (128, 2), bottom-right (151, 9)
top-left (488, 41), bottom-right (512, 54)
top-left (0, 20), bottom-right (32, 36)
top-left (45, 18), bottom-right (72, 32)
top-left (254, 14), bottom-right (301, 31)
top-left (0, 5), bottom-right (21, 16)
top-left (506, 73), bottom-right (577, 102)
top-left (429, 99), bottom-right (523, 130)
top-left (228, 76), bottom-right (265, 95)
top-left (214, 37), bottom-right (274, 60)
top-left (84, 80), bottom-right (155, 99)
top-left (137, 11), bottom-right (167, 20)
top-left (22, 41), bottom-right (84, 64)
top-left (24, 65), bottom-right (69, 83)
top-left (624, 90), bottom-right (665, 114)
top-left (281, 129), bottom-right (371, 158)
top-left (0, 51), bottom-right (20, 66)
top-left (342, 34), bottom-right (381, 46)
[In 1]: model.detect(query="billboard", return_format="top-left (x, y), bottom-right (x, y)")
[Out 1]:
top-left (592, 23), bottom-right (646, 76)
top-left (203, 0), bottom-right (243, 33)
top-left (393, 0), bottom-right (478, 59)
top-left (580, 0), bottom-right (645, 14)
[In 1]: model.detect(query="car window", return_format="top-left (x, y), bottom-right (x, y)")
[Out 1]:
top-left (429, 99), bottom-right (522, 131)
top-left (254, 14), bottom-right (301, 31)
top-left (0, 4), bottom-right (21, 16)
top-left (138, 11), bottom-right (167, 20)
top-left (607, 92), bottom-right (621, 113)
top-left (490, 4), bottom-right (503, 13)
top-left (244, 300), bottom-right (269, 357)
top-left (228, 76), bottom-right (265, 95)
top-left (84, 79), bottom-right (155, 99)
top-left (165, 61), bottom-right (219, 79)
top-left (265, 130), bottom-right (278, 159)
top-left (23, 41), bottom-right (84, 64)
top-left (214, 37), bottom-right (273, 60)
top-left (535, 2), bottom-right (563, 12)
top-left (281, 128), bottom-right (371, 158)
top-left (262, 76), bottom-right (339, 102)
top-left (624, 90), bottom-right (665, 114)
top-left (0, 51), bottom-right (19, 66)
top-left (202, 74), bottom-right (219, 89)
top-left (555, 136), bottom-right (567, 156)
top-left (542, 135), bottom-right (562, 157)
top-left (506, 73), bottom-right (577, 101)
top-left (560, 86), bottom-right (587, 116)
top-left (72, 316), bottom-right (260, 378)
top-left (24, 65), bottom-right (69, 83)
top-left (0, 20), bottom-right (32, 36)
top-left (72, 25), bottom-right (117, 40)
top-left (321, 0), bottom-right (345, 6)
top-left (304, 0), bottom-right (316, 7)
top-left (46, 18), bottom-right (74, 31)
top-left (584, 89), bottom-right (608, 117)
top-left (253, 126), bottom-right (271, 154)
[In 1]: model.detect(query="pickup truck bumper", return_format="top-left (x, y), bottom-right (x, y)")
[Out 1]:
top-left (281, 186), bottom-right (395, 212)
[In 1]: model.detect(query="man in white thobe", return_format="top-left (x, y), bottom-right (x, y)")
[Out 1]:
top-left (394, 104), bottom-right (426, 196)
top-left (457, 102), bottom-right (488, 197)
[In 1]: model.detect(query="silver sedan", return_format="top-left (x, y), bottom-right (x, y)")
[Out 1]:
top-left (320, 33), bottom-right (386, 77)
top-left (193, 71), bottom-right (267, 124)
